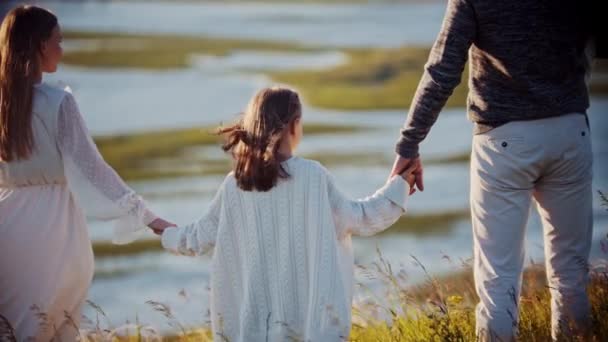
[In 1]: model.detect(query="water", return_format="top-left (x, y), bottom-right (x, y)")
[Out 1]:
top-left (44, 1), bottom-right (445, 48)
top-left (33, 0), bottom-right (608, 331)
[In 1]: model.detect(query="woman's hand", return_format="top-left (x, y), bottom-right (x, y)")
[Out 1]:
top-left (148, 218), bottom-right (177, 235)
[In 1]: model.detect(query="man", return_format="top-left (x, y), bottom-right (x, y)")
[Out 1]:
top-left (390, 1), bottom-right (594, 340)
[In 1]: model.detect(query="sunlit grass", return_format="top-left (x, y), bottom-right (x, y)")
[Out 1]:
top-left (93, 239), bottom-right (163, 258)
top-left (61, 31), bottom-right (468, 110)
top-left (94, 123), bottom-right (365, 180)
top-left (351, 261), bottom-right (608, 341)
top-left (7, 215), bottom-right (607, 342)
top-left (63, 31), bottom-right (608, 112)
top-left (389, 209), bottom-right (469, 236)
top-left (236, 151), bottom-right (469, 170)
top-left (272, 46), bottom-right (470, 110)
top-left (14, 257), bottom-right (603, 341)
top-left (62, 31), bottom-right (313, 69)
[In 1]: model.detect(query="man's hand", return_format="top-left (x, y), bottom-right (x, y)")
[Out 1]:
top-left (389, 155), bottom-right (424, 194)
top-left (148, 218), bottom-right (177, 236)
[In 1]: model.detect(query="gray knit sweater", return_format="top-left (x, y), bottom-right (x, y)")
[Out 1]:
top-left (396, 0), bottom-right (591, 158)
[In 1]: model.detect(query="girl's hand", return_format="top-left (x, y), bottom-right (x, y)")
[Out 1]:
top-left (399, 163), bottom-right (418, 195)
top-left (148, 218), bottom-right (177, 235)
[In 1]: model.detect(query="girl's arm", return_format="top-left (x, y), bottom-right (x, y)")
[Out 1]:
top-left (161, 180), bottom-right (225, 256)
top-left (326, 167), bottom-right (411, 237)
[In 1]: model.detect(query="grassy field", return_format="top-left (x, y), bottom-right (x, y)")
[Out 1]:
top-left (350, 265), bottom-right (608, 341)
top-left (91, 209), bottom-right (471, 259)
top-left (62, 31), bottom-right (608, 112)
top-left (94, 123), bottom-right (367, 180)
top-left (75, 263), bottom-right (608, 341)
top-left (271, 47), bottom-right (469, 110)
top-left (62, 31), bottom-right (313, 69)
top-left (62, 31), bottom-right (468, 110)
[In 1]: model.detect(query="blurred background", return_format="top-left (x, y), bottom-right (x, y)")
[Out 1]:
top-left (2, 0), bottom-right (607, 332)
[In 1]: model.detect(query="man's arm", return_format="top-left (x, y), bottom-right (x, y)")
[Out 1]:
top-left (395, 0), bottom-right (477, 159)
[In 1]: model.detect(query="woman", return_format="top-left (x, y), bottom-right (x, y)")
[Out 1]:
top-left (0, 6), bottom-right (172, 340)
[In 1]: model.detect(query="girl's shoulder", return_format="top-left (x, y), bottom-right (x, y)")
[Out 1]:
top-left (222, 171), bottom-right (237, 189)
top-left (285, 157), bottom-right (331, 179)
top-left (220, 158), bottom-right (332, 193)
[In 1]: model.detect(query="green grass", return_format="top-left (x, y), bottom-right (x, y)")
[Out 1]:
top-left (74, 261), bottom-right (608, 341)
top-left (351, 264), bottom-right (608, 341)
top-left (293, 151), bottom-right (471, 169)
top-left (63, 31), bottom-right (314, 70)
top-left (90, 209), bottom-right (470, 259)
top-left (22, 188), bottom-right (608, 340)
top-left (93, 122), bottom-right (470, 181)
top-left (94, 123), bottom-right (365, 180)
top-left (62, 31), bottom-right (468, 110)
top-left (272, 47), bottom-right (469, 110)
top-left (63, 31), bottom-right (608, 112)
top-left (93, 238), bottom-right (163, 258)
top-left (388, 209), bottom-right (469, 236)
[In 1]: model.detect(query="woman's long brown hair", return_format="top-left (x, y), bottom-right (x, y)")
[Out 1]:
top-left (0, 6), bottom-right (58, 162)
top-left (219, 87), bottom-right (302, 192)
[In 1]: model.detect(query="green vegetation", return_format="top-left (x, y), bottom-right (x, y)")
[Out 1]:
top-left (389, 209), bottom-right (469, 236)
top-left (63, 31), bottom-right (608, 112)
top-left (73, 261), bottom-right (608, 341)
top-left (62, 31), bottom-right (313, 70)
top-left (351, 264), bottom-right (608, 341)
top-left (91, 209), bottom-right (470, 259)
top-left (62, 31), bottom-right (469, 110)
top-left (283, 151), bottom-right (470, 169)
top-left (94, 123), bottom-right (366, 180)
top-left (93, 238), bottom-right (163, 258)
top-left (271, 47), bottom-right (469, 110)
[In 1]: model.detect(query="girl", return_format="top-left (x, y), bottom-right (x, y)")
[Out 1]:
top-left (160, 87), bottom-right (415, 341)
top-left (0, 6), bottom-right (171, 340)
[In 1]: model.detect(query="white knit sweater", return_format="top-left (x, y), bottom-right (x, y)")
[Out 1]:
top-left (161, 157), bottom-right (409, 341)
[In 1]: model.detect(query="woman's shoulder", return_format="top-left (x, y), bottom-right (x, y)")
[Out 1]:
top-left (34, 82), bottom-right (72, 101)
top-left (33, 82), bottom-right (73, 113)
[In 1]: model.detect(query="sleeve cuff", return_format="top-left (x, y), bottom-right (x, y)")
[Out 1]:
top-left (395, 139), bottom-right (420, 159)
top-left (112, 214), bottom-right (147, 245)
top-left (143, 209), bottom-right (159, 225)
top-left (379, 176), bottom-right (410, 211)
top-left (161, 227), bottom-right (181, 253)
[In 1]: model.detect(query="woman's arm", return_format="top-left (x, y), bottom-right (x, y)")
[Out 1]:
top-left (57, 93), bottom-right (161, 244)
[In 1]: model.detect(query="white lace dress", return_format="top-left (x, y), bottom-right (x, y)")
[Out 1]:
top-left (0, 83), bottom-right (156, 341)
top-left (161, 157), bottom-right (410, 341)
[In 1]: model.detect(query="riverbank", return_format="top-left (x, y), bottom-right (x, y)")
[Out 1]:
top-left (94, 123), bottom-right (366, 180)
top-left (63, 31), bottom-right (608, 111)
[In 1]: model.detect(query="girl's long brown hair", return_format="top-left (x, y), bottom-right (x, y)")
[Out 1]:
top-left (219, 87), bottom-right (302, 192)
top-left (0, 6), bottom-right (58, 162)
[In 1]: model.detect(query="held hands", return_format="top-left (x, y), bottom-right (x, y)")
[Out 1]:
top-left (148, 217), bottom-right (176, 235)
top-left (390, 155), bottom-right (424, 195)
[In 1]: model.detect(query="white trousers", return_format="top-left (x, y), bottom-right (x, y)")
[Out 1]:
top-left (470, 113), bottom-right (593, 341)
